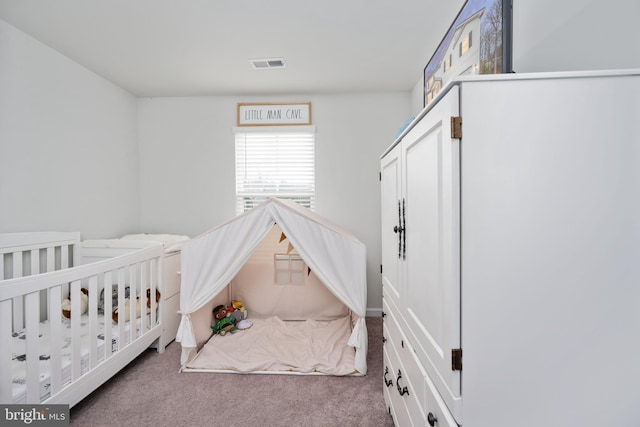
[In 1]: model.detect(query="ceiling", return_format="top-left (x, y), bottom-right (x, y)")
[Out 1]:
top-left (0, 0), bottom-right (465, 98)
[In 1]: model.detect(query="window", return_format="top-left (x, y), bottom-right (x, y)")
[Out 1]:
top-left (235, 127), bottom-right (315, 214)
top-left (443, 54), bottom-right (452, 72)
top-left (427, 75), bottom-right (435, 90)
top-left (460, 30), bottom-right (472, 56)
top-left (274, 254), bottom-right (306, 286)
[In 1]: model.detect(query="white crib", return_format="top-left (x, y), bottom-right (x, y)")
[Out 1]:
top-left (0, 232), bottom-right (165, 407)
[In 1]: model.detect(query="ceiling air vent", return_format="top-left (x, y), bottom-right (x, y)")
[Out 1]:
top-left (250, 58), bottom-right (286, 69)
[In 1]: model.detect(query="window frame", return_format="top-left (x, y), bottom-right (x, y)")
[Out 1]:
top-left (233, 125), bottom-right (316, 214)
top-left (274, 253), bottom-right (306, 286)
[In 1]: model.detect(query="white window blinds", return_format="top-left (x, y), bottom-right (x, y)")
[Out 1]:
top-left (235, 128), bottom-right (315, 214)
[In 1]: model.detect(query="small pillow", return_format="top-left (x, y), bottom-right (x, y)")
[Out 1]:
top-left (121, 234), bottom-right (189, 246)
top-left (236, 319), bottom-right (253, 330)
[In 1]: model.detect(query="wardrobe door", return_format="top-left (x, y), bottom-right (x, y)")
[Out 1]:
top-left (380, 143), bottom-right (403, 307)
top-left (401, 87), bottom-right (461, 403)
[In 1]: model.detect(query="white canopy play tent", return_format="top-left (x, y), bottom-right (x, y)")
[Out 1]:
top-left (175, 198), bottom-right (368, 375)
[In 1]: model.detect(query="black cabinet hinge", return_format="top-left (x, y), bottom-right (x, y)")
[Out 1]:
top-left (452, 348), bottom-right (463, 371)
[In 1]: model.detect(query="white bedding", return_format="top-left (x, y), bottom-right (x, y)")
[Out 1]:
top-left (11, 314), bottom-right (146, 403)
top-left (121, 233), bottom-right (189, 253)
top-left (186, 316), bottom-right (356, 376)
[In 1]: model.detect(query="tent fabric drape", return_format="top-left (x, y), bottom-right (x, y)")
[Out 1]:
top-left (175, 198), bottom-right (368, 374)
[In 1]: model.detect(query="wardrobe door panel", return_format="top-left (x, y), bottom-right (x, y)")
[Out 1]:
top-left (401, 88), bottom-right (461, 403)
top-left (380, 144), bottom-right (403, 305)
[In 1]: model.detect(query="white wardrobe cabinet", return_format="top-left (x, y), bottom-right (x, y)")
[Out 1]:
top-left (380, 70), bottom-right (640, 427)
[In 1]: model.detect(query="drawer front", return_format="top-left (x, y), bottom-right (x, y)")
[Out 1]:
top-left (424, 369), bottom-right (458, 427)
top-left (384, 292), bottom-right (462, 424)
top-left (383, 346), bottom-right (415, 427)
top-left (383, 299), bottom-right (428, 411)
top-left (162, 293), bottom-right (181, 344)
top-left (383, 303), bottom-right (428, 426)
top-left (162, 252), bottom-right (181, 299)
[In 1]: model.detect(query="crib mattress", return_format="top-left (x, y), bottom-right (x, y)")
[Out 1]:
top-left (11, 314), bottom-right (145, 404)
top-left (186, 316), bottom-right (356, 376)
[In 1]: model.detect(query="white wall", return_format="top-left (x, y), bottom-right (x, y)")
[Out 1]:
top-left (409, 78), bottom-right (424, 121)
top-left (0, 20), bottom-right (139, 239)
top-left (512, 0), bottom-right (640, 73)
top-left (138, 92), bottom-right (410, 313)
top-left (409, 0), bottom-right (640, 117)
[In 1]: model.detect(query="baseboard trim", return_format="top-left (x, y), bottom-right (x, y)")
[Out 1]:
top-left (366, 308), bottom-right (383, 317)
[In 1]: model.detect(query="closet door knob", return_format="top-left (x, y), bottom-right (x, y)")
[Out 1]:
top-left (427, 412), bottom-right (438, 426)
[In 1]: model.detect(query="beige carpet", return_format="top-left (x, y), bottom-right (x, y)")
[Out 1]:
top-left (70, 317), bottom-right (394, 427)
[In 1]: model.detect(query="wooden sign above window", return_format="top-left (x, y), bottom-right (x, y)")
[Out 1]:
top-left (237, 102), bottom-right (312, 126)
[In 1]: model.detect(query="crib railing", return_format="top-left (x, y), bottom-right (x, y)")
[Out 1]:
top-left (0, 232), bottom-right (81, 332)
top-left (0, 243), bottom-right (164, 405)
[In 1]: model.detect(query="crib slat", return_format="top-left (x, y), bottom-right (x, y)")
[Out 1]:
top-left (117, 268), bottom-right (126, 349)
top-left (49, 286), bottom-right (62, 396)
top-left (46, 247), bottom-right (54, 272)
top-left (0, 299), bottom-right (12, 403)
top-left (129, 263), bottom-right (137, 342)
top-left (88, 275), bottom-right (98, 369)
top-left (103, 271), bottom-right (113, 359)
top-left (12, 251), bottom-right (24, 331)
top-left (61, 245), bottom-right (69, 269)
top-left (25, 292), bottom-right (40, 403)
top-left (152, 257), bottom-right (159, 326)
top-left (12, 252), bottom-right (23, 278)
top-left (140, 260), bottom-right (148, 335)
top-left (70, 280), bottom-right (82, 382)
top-left (30, 249), bottom-right (40, 275)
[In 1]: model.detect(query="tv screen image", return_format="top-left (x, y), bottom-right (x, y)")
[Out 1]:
top-left (423, 0), bottom-right (512, 106)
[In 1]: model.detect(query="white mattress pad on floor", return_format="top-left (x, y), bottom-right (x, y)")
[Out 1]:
top-left (187, 316), bottom-right (356, 376)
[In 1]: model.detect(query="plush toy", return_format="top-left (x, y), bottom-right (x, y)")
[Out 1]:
top-left (62, 288), bottom-right (89, 319)
top-left (211, 304), bottom-right (237, 336)
top-left (98, 285), bottom-right (130, 314)
top-left (231, 300), bottom-right (245, 312)
top-left (146, 288), bottom-right (161, 308)
top-left (112, 288), bottom-right (161, 323)
top-left (112, 297), bottom-right (143, 323)
top-left (228, 299), bottom-right (247, 322)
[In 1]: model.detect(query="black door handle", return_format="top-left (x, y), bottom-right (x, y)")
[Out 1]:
top-left (428, 412), bottom-right (438, 426)
top-left (396, 369), bottom-right (409, 396)
top-left (396, 200), bottom-right (402, 258)
top-left (401, 198), bottom-right (406, 260)
top-left (384, 367), bottom-right (393, 387)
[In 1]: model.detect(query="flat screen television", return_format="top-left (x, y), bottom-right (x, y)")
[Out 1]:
top-left (423, 0), bottom-right (513, 106)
